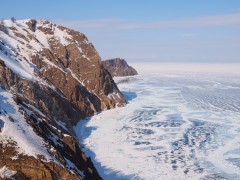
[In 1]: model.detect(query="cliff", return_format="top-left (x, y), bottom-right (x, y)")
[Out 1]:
top-left (0, 19), bottom-right (126, 179)
top-left (102, 58), bottom-right (138, 77)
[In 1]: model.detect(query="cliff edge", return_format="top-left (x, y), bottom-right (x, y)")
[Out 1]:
top-left (0, 19), bottom-right (126, 179)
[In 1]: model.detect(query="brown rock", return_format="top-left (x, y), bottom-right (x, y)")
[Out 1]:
top-left (102, 58), bottom-right (138, 77)
top-left (0, 144), bottom-right (81, 180)
top-left (0, 19), bottom-right (128, 179)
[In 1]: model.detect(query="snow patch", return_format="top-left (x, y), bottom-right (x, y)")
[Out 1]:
top-left (54, 26), bottom-right (71, 46)
top-left (21, 102), bottom-right (46, 118)
top-left (55, 119), bottom-right (68, 131)
top-left (0, 50), bottom-right (34, 80)
top-left (82, 54), bottom-right (92, 62)
top-left (0, 166), bottom-right (17, 179)
top-left (65, 158), bottom-right (85, 178)
top-left (34, 29), bottom-right (50, 49)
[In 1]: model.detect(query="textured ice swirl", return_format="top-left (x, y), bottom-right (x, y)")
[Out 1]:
top-left (75, 63), bottom-right (240, 180)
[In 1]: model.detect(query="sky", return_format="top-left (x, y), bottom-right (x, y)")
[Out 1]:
top-left (1, 0), bottom-right (240, 63)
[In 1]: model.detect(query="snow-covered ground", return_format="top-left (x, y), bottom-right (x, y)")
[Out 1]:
top-left (75, 63), bottom-right (240, 180)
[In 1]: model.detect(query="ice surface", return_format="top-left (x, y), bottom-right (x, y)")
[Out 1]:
top-left (75, 63), bottom-right (240, 180)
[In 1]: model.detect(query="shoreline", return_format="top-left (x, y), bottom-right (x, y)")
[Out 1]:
top-left (74, 72), bottom-right (240, 179)
top-left (74, 77), bottom-right (138, 179)
top-left (74, 112), bottom-right (136, 180)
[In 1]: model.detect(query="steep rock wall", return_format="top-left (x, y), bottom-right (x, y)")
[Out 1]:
top-left (0, 19), bottom-right (126, 179)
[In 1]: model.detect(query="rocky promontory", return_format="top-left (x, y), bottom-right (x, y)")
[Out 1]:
top-left (102, 58), bottom-right (138, 77)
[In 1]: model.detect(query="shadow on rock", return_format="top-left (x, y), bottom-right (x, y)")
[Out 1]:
top-left (121, 91), bottom-right (137, 102)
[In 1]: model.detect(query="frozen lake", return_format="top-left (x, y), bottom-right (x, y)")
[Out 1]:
top-left (75, 63), bottom-right (240, 180)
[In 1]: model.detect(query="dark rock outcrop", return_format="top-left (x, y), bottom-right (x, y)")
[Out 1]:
top-left (102, 58), bottom-right (138, 77)
top-left (0, 19), bottom-right (127, 179)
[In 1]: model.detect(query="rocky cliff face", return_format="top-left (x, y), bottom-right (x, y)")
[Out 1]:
top-left (0, 19), bottom-right (126, 179)
top-left (102, 58), bottom-right (138, 77)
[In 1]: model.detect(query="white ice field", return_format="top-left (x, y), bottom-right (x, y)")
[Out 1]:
top-left (75, 63), bottom-right (240, 180)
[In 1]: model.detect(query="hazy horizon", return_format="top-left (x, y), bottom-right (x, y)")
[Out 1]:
top-left (129, 62), bottom-right (240, 75)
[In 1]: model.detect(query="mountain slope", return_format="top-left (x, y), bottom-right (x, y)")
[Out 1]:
top-left (102, 58), bottom-right (138, 77)
top-left (0, 19), bottom-right (126, 179)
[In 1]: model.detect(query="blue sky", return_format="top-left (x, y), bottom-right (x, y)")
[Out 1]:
top-left (1, 0), bottom-right (240, 63)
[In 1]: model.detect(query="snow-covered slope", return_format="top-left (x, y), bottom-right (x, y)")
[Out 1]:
top-left (0, 87), bottom-right (52, 159)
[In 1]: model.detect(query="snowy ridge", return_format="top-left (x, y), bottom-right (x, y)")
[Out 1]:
top-left (0, 19), bottom-right (88, 84)
top-left (0, 20), bottom-right (59, 90)
top-left (0, 19), bottom-right (122, 107)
